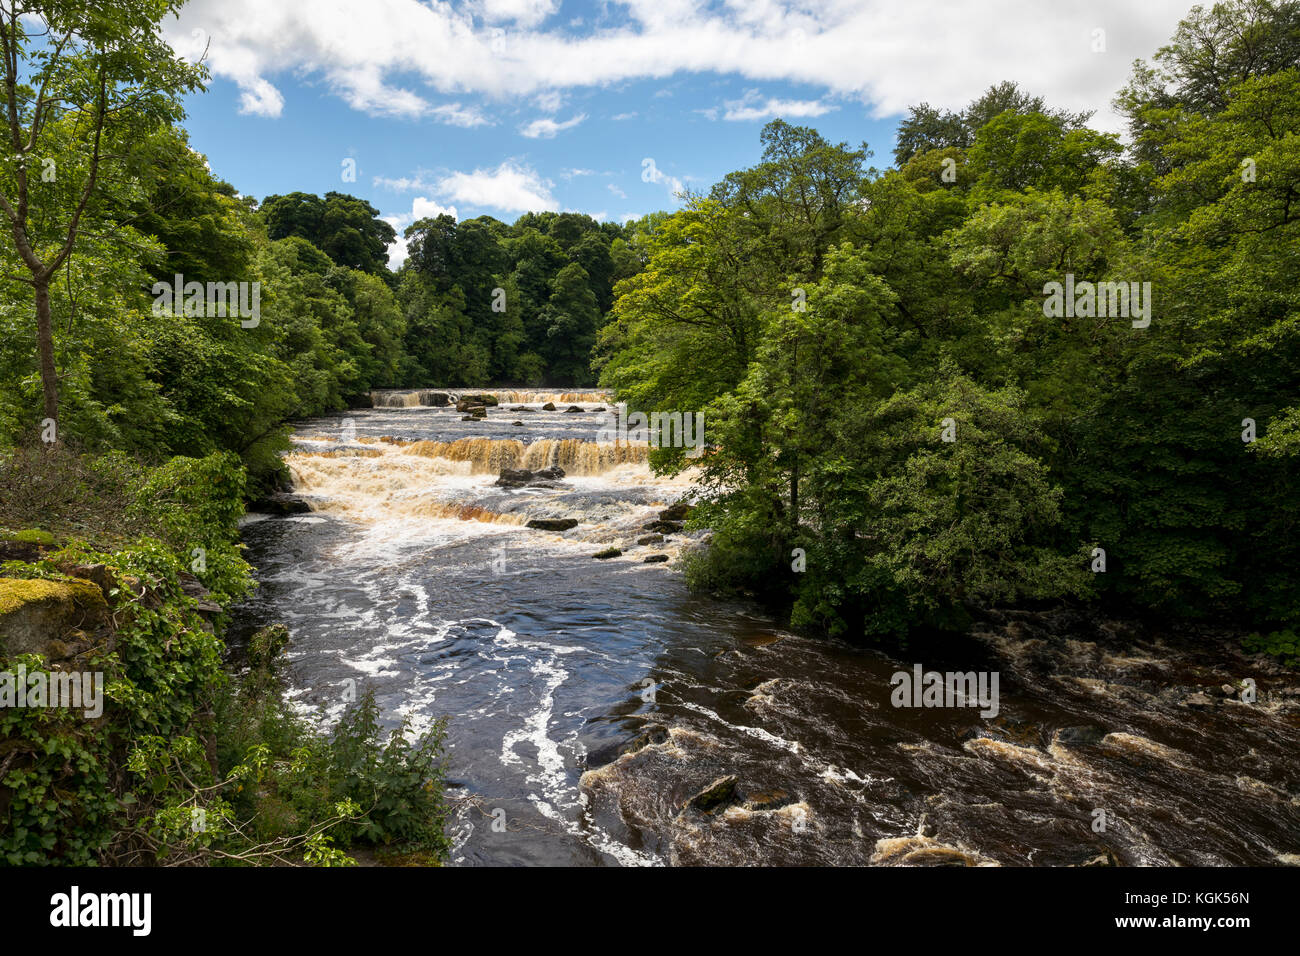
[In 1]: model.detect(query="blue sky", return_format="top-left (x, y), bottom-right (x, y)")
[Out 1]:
top-left (168, 0), bottom-right (1199, 265)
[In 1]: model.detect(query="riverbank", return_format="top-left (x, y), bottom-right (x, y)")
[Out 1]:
top-left (0, 444), bottom-right (451, 865)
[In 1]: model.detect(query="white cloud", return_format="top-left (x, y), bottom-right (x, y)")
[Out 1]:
top-left (608, 182), bottom-right (627, 199)
top-left (534, 89), bottom-right (564, 112)
top-left (377, 161), bottom-right (553, 216)
top-left (430, 103), bottom-right (493, 127)
top-left (477, 0), bottom-right (559, 28)
top-left (373, 174), bottom-right (436, 191)
top-left (519, 112), bottom-right (586, 138)
top-left (238, 77), bottom-right (284, 117)
top-left (435, 160), bottom-right (555, 212)
top-left (721, 90), bottom-right (836, 122)
top-left (611, 111), bottom-right (637, 121)
top-left (412, 197), bottom-right (460, 220)
top-left (169, 0), bottom-right (1198, 132)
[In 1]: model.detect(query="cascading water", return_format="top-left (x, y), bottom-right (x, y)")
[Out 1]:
top-left (230, 391), bottom-right (1300, 866)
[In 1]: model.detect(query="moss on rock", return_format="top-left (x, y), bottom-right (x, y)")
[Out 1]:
top-left (0, 577), bottom-right (110, 660)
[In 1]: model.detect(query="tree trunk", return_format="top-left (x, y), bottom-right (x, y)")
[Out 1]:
top-left (34, 278), bottom-right (59, 432)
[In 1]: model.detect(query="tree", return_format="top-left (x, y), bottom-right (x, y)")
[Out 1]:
top-left (894, 81), bottom-right (1092, 166)
top-left (540, 262), bottom-right (599, 384)
top-left (261, 191), bottom-right (396, 276)
top-left (0, 0), bottom-right (203, 435)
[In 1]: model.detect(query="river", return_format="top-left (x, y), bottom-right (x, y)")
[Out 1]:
top-left (229, 390), bottom-right (1300, 866)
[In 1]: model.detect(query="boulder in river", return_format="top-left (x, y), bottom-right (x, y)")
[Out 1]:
top-left (525, 518), bottom-right (579, 532)
top-left (641, 520), bottom-right (682, 535)
top-left (659, 501), bottom-right (694, 522)
top-left (497, 465), bottom-right (566, 488)
top-left (643, 554), bottom-right (669, 564)
top-left (510, 405), bottom-right (528, 411)
top-left (637, 533), bottom-right (664, 546)
top-left (541, 402), bottom-right (556, 411)
top-left (683, 775), bottom-right (739, 815)
top-left (565, 405), bottom-right (583, 413)
top-left (593, 547), bottom-right (622, 559)
top-left (743, 789), bottom-right (796, 812)
top-left (458, 393), bottom-right (499, 406)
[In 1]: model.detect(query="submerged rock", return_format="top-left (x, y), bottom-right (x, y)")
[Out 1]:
top-left (526, 517), bottom-right (579, 532)
top-left (637, 533), bottom-right (664, 546)
top-left (644, 555), bottom-right (669, 564)
top-left (1054, 725), bottom-right (1107, 746)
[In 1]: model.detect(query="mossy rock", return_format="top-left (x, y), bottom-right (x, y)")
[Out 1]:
top-left (4, 529), bottom-right (55, 546)
top-left (0, 577), bottom-right (110, 660)
top-left (593, 547), bottom-right (622, 559)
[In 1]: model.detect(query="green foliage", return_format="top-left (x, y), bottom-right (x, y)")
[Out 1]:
top-left (1244, 629), bottom-right (1300, 667)
top-left (399, 210), bottom-right (638, 386)
top-left (260, 191), bottom-right (396, 276)
top-left (1, 537), bottom-right (451, 866)
top-left (611, 0), bottom-right (1299, 640)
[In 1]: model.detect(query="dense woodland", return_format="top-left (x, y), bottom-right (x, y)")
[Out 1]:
top-left (0, 154), bottom-right (646, 483)
top-left (599, 0), bottom-right (1300, 643)
top-left (0, 0), bottom-right (1297, 866)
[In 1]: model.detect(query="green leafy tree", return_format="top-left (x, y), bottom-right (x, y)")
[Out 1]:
top-left (0, 0), bottom-right (204, 432)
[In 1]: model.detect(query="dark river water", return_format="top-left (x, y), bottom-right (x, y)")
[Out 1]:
top-left (229, 390), bottom-right (1300, 866)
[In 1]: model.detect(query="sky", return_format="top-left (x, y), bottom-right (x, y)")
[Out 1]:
top-left (165, 0), bottom-right (1202, 267)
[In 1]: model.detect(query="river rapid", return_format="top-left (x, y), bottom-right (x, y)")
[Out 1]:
top-left (229, 389), bottom-right (1300, 867)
